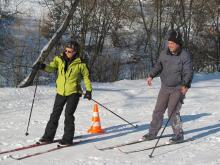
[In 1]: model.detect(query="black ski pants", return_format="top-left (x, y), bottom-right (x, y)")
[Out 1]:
top-left (42, 93), bottom-right (80, 143)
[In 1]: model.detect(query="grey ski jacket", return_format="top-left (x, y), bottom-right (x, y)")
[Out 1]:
top-left (149, 49), bottom-right (193, 88)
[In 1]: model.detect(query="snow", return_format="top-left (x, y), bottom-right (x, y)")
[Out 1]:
top-left (0, 72), bottom-right (220, 164)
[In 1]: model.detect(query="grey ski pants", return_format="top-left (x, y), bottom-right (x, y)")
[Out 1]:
top-left (149, 84), bottom-right (184, 136)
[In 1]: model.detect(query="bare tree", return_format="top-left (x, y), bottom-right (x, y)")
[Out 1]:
top-left (18, 0), bottom-right (80, 87)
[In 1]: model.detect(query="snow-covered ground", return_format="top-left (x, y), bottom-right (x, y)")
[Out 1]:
top-left (0, 73), bottom-right (220, 164)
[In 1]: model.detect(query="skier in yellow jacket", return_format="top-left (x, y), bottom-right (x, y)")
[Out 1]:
top-left (36, 40), bottom-right (92, 146)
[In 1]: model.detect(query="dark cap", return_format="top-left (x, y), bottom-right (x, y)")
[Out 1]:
top-left (168, 30), bottom-right (183, 46)
top-left (65, 40), bottom-right (80, 54)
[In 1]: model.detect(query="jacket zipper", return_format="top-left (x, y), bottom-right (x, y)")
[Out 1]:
top-left (64, 67), bottom-right (73, 95)
top-left (62, 61), bottom-right (81, 95)
top-left (62, 66), bottom-right (66, 96)
top-left (68, 69), bottom-right (73, 78)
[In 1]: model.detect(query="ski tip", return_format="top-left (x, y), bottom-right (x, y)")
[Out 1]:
top-left (9, 155), bottom-right (19, 160)
top-left (116, 147), bottom-right (128, 154)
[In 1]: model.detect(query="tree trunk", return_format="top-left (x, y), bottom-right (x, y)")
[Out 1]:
top-left (18, 0), bottom-right (80, 88)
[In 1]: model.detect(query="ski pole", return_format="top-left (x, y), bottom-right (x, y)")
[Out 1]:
top-left (90, 97), bottom-right (138, 129)
top-left (25, 73), bottom-right (40, 136)
top-left (149, 94), bottom-right (184, 158)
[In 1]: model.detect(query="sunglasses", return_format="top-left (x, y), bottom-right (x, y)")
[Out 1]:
top-left (65, 50), bottom-right (74, 54)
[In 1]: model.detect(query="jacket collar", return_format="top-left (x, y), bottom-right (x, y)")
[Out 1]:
top-left (61, 53), bottom-right (81, 64)
top-left (167, 48), bottom-right (182, 56)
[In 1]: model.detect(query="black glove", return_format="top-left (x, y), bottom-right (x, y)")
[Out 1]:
top-left (32, 62), bottom-right (46, 70)
top-left (84, 91), bottom-right (92, 100)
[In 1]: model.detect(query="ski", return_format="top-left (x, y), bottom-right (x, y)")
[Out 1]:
top-left (9, 141), bottom-right (81, 160)
top-left (117, 138), bottom-right (194, 154)
top-left (9, 138), bottom-right (91, 160)
top-left (0, 139), bottom-right (60, 155)
top-left (95, 134), bottom-right (172, 151)
top-left (0, 135), bottom-right (82, 155)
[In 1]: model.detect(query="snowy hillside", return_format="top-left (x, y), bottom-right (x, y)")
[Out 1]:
top-left (0, 73), bottom-right (220, 164)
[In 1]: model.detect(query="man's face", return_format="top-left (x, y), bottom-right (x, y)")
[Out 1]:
top-left (65, 47), bottom-right (76, 59)
top-left (168, 41), bottom-right (180, 54)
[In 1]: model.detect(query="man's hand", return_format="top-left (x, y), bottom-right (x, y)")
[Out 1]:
top-left (146, 77), bottom-right (153, 86)
top-left (180, 86), bottom-right (188, 95)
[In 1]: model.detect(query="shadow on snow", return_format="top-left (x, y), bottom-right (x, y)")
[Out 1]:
top-left (74, 113), bottom-right (220, 145)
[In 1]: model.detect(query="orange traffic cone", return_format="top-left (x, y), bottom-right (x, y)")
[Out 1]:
top-left (88, 104), bottom-right (104, 134)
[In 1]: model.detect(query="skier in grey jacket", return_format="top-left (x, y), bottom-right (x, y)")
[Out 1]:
top-left (142, 30), bottom-right (193, 143)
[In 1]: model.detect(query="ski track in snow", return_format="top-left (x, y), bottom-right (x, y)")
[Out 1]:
top-left (0, 73), bottom-right (220, 164)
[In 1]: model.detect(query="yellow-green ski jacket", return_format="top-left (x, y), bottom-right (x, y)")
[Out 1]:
top-left (44, 55), bottom-right (92, 96)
